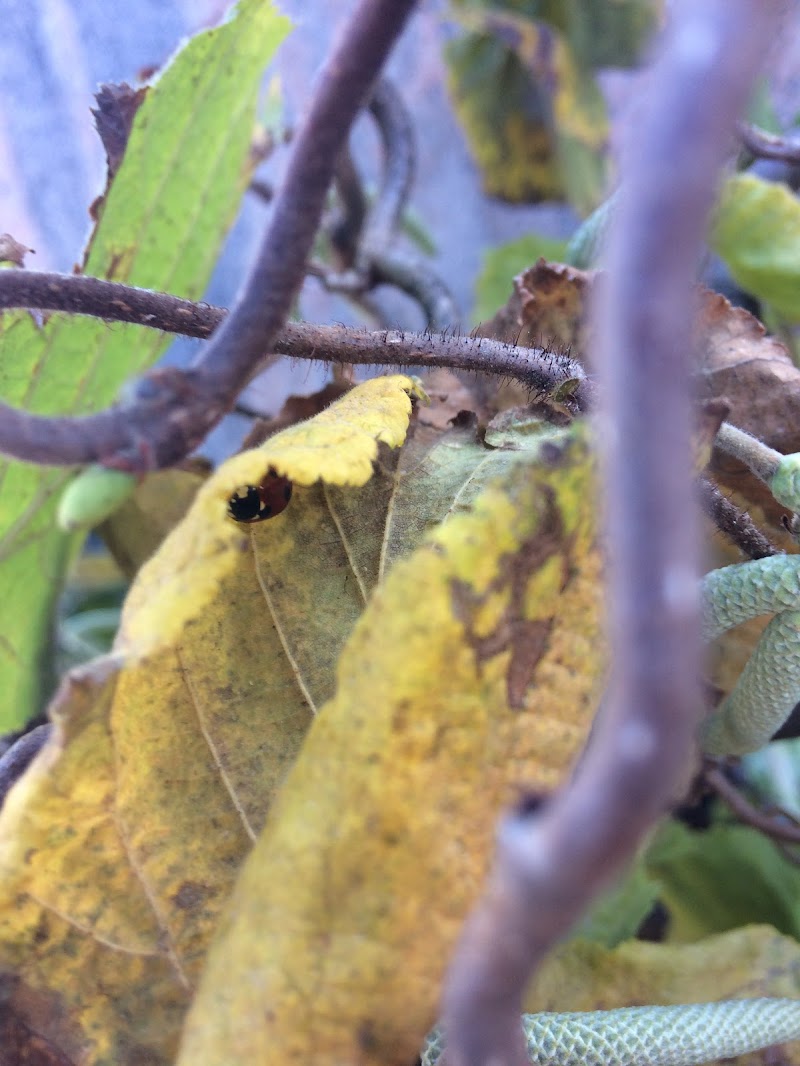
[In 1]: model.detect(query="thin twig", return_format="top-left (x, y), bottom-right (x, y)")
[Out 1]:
top-left (318, 76), bottom-right (458, 328)
top-left (357, 79), bottom-right (415, 271)
top-left (705, 764), bottom-right (800, 845)
top-left (330, 145), bottom-right (369, 264)
top-left (0, 0), bottom-right (420, 472)
top-left (697, 476), bottom-right (779, 560)
top-left (737, 120), bottom-right (800, 164)
top-left (441, 5), bottom-right (779, 1066)
top-left (0, 724), bottom-right (50, 809)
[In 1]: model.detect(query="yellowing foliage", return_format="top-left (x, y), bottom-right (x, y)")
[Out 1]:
top-left (0, 382), bottom-right (605, 1066)
top-left (0, 378), bottom-right (422, 1064)
top-left (118, 375), bottom-right (421, 658)
top-left (177, 426), bottom-right (603, 1066)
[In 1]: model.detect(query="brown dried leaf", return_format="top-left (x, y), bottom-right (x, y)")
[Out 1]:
top-left (481, 258), bottom-right (593, 355)
top-left (0, 235), bottom-right (34, 268)
top-left (91, 84), bottom-right (149, 183)
top-left (238, 380), bottom-right (353, 451)
top-left (698, 288), bottom-right (800, 538)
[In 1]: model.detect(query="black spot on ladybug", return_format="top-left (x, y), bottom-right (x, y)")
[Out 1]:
top-left (227, 485), bottom-right (262, 522)
top-left (227, 470), bottom-right (293, 524)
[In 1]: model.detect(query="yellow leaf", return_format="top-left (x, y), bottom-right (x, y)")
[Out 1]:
top-left (0, 377), bottom-right (425, 1064)
top-left (0, 658), bottom-right (193, 1066)
top-left (0, 390), bottom-right (573, 1064)
top-left (177, 425), bottom-right (604, 1066)
top-left (118, 374), bottom-right (421, 658)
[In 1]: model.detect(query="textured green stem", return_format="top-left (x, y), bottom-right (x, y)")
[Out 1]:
top-left (702, 608), bottom-right (800, 755)
top-left (422, 999), bottom-right (800, 1066)
top-left (700, 556), bottom-right (800, 754)
top-left (702, 556), bottom-right (800, 640)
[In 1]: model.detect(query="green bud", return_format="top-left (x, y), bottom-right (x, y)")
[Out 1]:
top-left (769, 453), bottom-right (800, 513)
top-left (57, 465), bottom-right (138, 532)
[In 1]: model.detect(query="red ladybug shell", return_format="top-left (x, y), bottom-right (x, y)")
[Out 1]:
top-left (228, 471), bottom-right (293, 523)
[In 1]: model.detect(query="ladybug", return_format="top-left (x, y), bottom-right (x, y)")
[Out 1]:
top-left (228, 470), bottom-right (293, 523)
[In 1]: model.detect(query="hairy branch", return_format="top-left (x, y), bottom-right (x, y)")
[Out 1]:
top-left (441, 5), bottom-right (780, 1066)
top-left (0, 270), bottom-right (591, 467)
top-left (697, 477), bottom-right (779, 560)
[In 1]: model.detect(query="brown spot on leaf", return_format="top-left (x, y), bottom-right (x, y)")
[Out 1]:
top-left (172, 880), bottom-right (213, 912)
top-left (452, 487), bottom-right (569, 708)
top-left (0, 976), bottom-right (83, 1065)
top-left (357, 1019), bottom-right (378, 1054)
top-left (506, 619), bottom-right (554, 707)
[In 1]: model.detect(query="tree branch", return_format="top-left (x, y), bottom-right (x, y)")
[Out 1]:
top-left (441, 5), bottom-right (780, 1066)
top-left (0, 0), bottom-right (420, 472)
top-left (705, 763), bottom-right (800, 846)
top-left (697, 476), bottom-right (779, 560)
top-left (0, 270), bottom-right (592, 467)
top-left (738, 120), bottom-right (800, 164)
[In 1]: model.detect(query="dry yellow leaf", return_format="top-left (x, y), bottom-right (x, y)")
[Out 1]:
top-left (118, 374), bottom-right (422, 659)
top-left (0, 377), bottom-right (425, 1064)
top-left (177, 424), bottom-right (604, 1066)
top-left (0, 387), bottom-right (592, 1064)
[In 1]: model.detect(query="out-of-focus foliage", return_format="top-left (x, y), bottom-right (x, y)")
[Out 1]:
top-left (445, 0), bottom-right (660, 212)
top-left (647, 819), bottom-right (800, 944)
top-left (712, 174), bottom-right (800, 323)
top-left (474, 233), bottom-right (568, 323)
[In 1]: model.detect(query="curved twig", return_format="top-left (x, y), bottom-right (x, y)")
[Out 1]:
top-left (330, 145), bottom-right (369, 265)
top-left (738, 120), bottom-right (800, 164)
top-left (705, 763), bottom-right (800, 846)
top-left (441, 5), bottom-right (780, 1066)
top-left (317, 76), bottom-right (458, 328)
top-left (358, 79), bottom-right (415, 270)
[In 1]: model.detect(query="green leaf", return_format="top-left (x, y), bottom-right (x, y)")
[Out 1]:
top-left (473, 233), bottom-right (568, 323)
top-left (536, 0), bottom-right (660, 71)
top-left (446, 30), bottom-right (563, 203)
top-left (573, 859), bottom-right (660, 948)
top-left (711, 173), bottom-right (800, 322)
top-left (445, 11), bottom-right (609, 213)
top-left (646, 818), bottom-right (800, 942)
top-left (0, 0), bottom-right (290, 731)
